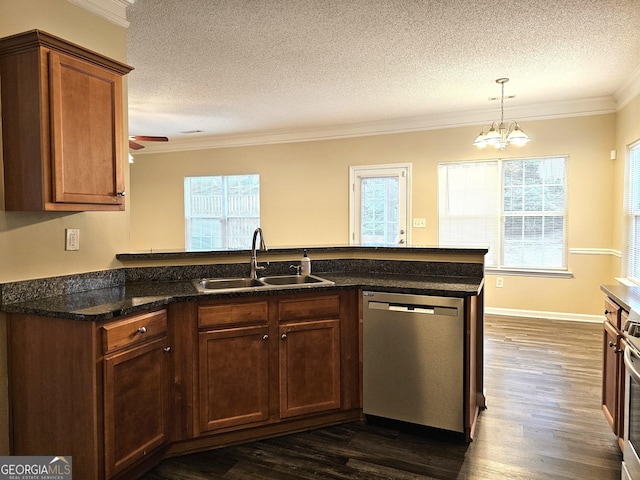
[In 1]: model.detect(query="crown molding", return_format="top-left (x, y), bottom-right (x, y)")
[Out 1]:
top-left (132, 96), bottom-right (617, 154)
top-left (615, 63), bottom-right (640, 109)
top-left (67, 0), bottom-right (134, 27)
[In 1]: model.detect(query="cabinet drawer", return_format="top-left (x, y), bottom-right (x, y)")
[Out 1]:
top-left (198, 301), bottom-right (268, 328)
top-left (102, 309), bottom-right (167, 354)
top-left (279, 294), bottom-right (340, 322)
top-left (604, 297), bottom-right (622, 330)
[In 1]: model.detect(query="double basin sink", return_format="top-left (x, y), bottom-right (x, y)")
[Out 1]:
top-left (193, 274), bottom-right (335, 293)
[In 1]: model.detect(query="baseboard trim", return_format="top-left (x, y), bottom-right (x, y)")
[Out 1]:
top-left (485, 307), bottom-right (602, 323)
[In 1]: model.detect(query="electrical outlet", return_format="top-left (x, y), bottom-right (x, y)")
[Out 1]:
top-left (65, 229), bottom-right (80, 251)
top-left (412, 218), bottom-right (426, 228)
top-left (496, 277), bottom-right (504, 288)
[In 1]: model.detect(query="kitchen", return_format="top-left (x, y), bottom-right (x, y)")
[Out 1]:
top-left (0, 0), bottom-right (639, 479)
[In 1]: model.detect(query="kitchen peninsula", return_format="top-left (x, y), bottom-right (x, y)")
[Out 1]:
top-left (1, 246), bottom-right (486, 480)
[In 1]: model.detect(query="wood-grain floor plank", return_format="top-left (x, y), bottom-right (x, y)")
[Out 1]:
top-left (141, 315), bottom-right (622, 479)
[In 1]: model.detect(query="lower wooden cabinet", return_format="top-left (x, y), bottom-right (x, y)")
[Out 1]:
top-left (104, 336), bottom-right (171, 478)
top-left (195, 291), bottom-right (353, 435)
top-left (602, 297), bottom-right (627, 449)
top-left (198, 325), bottom-right (270, 431)
top-left (8, 308), bottom-right (170, 480)
top-left (603, 319), bottom-right (622, 433)
top-left (7, 291), bottom-right (360, 479)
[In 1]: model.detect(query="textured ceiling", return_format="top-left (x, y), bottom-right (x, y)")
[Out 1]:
top-left (126, 0), bottom-right (640, 151)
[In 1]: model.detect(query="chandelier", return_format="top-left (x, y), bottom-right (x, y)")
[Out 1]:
top-left (473, 78), bottom-right (530, 149)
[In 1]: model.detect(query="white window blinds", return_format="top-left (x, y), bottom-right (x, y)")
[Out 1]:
top-left (184, 174), bottom-right (260, 251)
top-left (438, 157), bottom-right (567, 270)
top-left (627, 142), bottom-right (640, 283)
top-left (438, 161), bottom-right (500, 266)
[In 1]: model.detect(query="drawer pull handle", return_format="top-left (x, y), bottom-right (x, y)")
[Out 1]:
top-left (281, 333), bottom-right (287, 340)
top-left (137, 326), bottom-right (147, 334)
top-left (163, 346), bottom-right (171, 353)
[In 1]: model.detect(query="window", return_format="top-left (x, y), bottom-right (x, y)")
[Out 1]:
top-left (184, 174), bottom-right (260, 250)
top-left (627, 142), bottom-right (640, 283)
top-left (438, 156), bottom-right (567, 270)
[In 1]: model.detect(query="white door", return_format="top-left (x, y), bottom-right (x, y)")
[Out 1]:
top-left (350, 164), bottom-right (410, 246)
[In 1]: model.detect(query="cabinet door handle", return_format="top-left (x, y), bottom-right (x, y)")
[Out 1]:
top-left (163, 346), bottom-right (171, 353)
top-left (262, 334), bottom-right (269, 341)
top-left (137, 326), bottom-right (147, 334)
top-left (609, 341), bottom-right (615, 348)
top-left (281, 333), bottom-right (287, 340)
top-left (117, 191), bottom-right (126, 197)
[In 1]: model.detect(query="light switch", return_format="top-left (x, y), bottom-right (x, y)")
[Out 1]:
top-left (412, 218), bottom-right (426, 228)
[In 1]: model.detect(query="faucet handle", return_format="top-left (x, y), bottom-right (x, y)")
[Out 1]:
top-left (290, 264), bottom-right (302, 275)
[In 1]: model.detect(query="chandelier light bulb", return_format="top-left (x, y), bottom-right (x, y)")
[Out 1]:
top-left (473, 78), bottom-right (530, 149)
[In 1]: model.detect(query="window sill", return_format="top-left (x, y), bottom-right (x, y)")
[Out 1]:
top-left (485, 267), bottom-right (574, 279)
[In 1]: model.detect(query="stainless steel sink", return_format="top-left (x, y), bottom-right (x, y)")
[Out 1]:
top-left (259, 274), bottom-right (329, 286)
top-left (193, 274), bottom-right (334, 293)
top-left (194, 277), bottom-right (263, 292)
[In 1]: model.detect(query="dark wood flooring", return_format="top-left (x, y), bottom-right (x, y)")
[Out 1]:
top-left (141, 315), bottom-right (622, 479)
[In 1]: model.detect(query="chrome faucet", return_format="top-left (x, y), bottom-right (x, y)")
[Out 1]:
top-left (250, 227), bottom-right (268, 279)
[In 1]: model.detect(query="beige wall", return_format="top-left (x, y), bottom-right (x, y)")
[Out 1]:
top-left (131, 113), bottom-right (617, 316)
top-left (613, 94), bottom-right (640, 277)
top-left (0, 0), bottom-right (131, 455)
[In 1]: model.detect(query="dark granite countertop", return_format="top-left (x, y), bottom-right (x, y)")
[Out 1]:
top-left (116, 245), bottom-right (488, 261)
top-left (2, 272), bottom-right (484, 322)
top-left (601, 284), bottom-right (640, 312)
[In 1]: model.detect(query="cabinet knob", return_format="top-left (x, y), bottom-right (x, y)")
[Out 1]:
top-left (281, 333), bottom-right (287, 340)
top-left (117, 191), bottom-right (126, 197)
top-left (137, 326), bottom-right (147, 334)
top-left (605, 309), bottom-right (611, 315)
top-left (262, 334), bottom-right (269, 341)
top-left (609, 341), bottom-right (615, 348)
top-left (163, 346), bottom-right (171, 353)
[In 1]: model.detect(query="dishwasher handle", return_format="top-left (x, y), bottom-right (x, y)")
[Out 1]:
top-left (367, 301), bottom-right (458, 316)
top-left (368, 301), bottom-right (434, 314)
top-left (389, 304), bottom-right (435, 314)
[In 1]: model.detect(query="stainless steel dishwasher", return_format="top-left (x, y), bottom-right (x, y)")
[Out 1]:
top-left (362, 290), bottom-right (465, 433)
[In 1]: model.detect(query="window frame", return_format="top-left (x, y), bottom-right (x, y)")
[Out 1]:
top-left (438, 155), bottom-right (569, 276)
top-left (184, 174), bottom-right (260, 251)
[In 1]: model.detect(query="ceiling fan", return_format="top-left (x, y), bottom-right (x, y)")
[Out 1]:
top-left (129, 135), bottom-right (169, 150)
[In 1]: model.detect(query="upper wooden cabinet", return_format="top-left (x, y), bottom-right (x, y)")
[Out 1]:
top-left (0, 30), bottom-right (133, 211)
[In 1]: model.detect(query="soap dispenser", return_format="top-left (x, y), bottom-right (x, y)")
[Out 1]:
top-left (301, 249), bottom-right (311, 275)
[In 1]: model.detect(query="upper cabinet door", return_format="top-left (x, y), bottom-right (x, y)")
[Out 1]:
top-left (49, 50), bottom-right (125, 206)
top-left (0, 30), bottom-right (132, 211)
